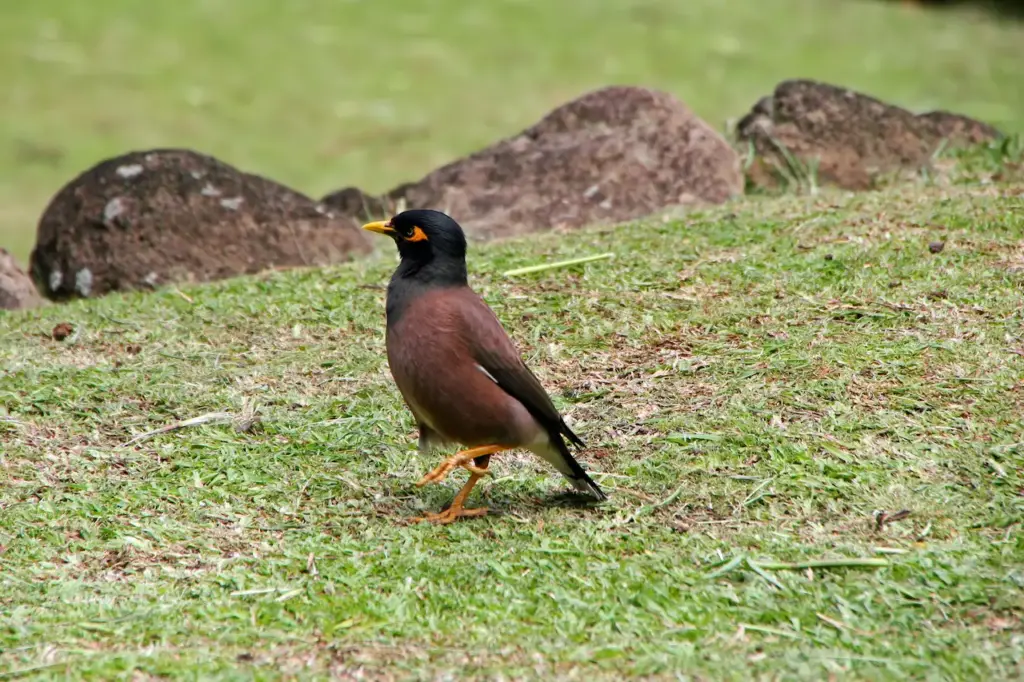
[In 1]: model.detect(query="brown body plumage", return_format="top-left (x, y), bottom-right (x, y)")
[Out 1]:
top-left (388, 288), bottom-right (542, 447)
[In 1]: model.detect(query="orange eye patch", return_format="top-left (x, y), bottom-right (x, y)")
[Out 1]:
top-left (407, 226), bottom-right (429, 242)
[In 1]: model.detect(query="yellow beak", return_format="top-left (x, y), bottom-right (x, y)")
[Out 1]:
top-left (362, 220), bottom-right (396, 236)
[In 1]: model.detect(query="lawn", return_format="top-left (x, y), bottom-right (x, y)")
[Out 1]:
top-left (3, 1), bottom-right (1024, 680)
top-left (3, 166), bottom-right (1024, 678)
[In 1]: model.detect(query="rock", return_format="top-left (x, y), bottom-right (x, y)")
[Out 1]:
top-left (379, 85), bottom-right (743, 239)
top-left (30, 149), bottom-right (373, 300)
top-left (0, 248), bottom-right (42, 310)
top-left (319, 186), bottom-right (390, 222)
top-left (736, 79), bottom-right (1002, 190)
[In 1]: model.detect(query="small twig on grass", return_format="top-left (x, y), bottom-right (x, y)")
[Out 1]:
top-left (814, 653), bottom-right (901, 665)
top-left (751, 558), bottom-right (889, 570)
top-left (121, 411), bottom-right (234, 447)
top-left (739, 623), bottom-right (803, 641)
top-left (502, 253), bottom-right (614, 277)
top-left (874, 509), bottom-right (912, 531)
top-left (230, 587), bottom-right (279, 597)
top-left (816, 612), bottom-right (870, 636)
top-left (873, 547), bottom-right (909, 555)
top-left (275, 588), bottom-right (304, 603)
top-left (0, 661), bottom-right (69, 680)
top-left (707, 554), bottom-right (889, 589)
top-left (335, 474), bottom-right (365, 492)
top-left (987, 459), bottom-right (1007, 478)
top-left (172, 287), bottom-right (194, 303)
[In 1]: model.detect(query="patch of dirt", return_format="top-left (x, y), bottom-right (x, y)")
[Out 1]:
top-left (995, 242), bottom-right (1024, 274)
top-left (82, 544), bottom-right (213, 582)
top-left (5, 638), bottom-right (638, 682)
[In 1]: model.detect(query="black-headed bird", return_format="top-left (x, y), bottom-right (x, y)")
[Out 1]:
top-left (362, 209), bottom-right (606, 523)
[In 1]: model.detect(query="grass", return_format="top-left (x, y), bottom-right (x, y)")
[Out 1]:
top-left (3, 0), bottom-right (1024, 262)
top-left (3, 1), bottom-right (1024, 679)
top-left (2, 156), bottom-right (1023, 677)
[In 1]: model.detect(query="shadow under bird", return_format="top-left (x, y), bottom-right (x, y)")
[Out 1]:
top-left (361, 209), bottom-right (607, 524)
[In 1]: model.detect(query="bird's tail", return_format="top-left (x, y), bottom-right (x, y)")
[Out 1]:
top-left (531, 430), bottom-right (607, 501)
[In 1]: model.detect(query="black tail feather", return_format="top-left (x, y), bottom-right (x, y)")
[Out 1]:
top-left (550, 429), bottom-right (606, 501)
top-left (559, 418), bottom-right (586, 449)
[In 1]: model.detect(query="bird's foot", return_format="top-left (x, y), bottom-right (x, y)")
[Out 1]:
top-left (411, 465), bottom-right (492, 525)
top-left (417, 444), bottom-right (505, 486)
top-left (413, 505), bottom-right (489, 525)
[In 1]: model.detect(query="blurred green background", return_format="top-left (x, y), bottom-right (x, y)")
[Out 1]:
top-left (2, 0), bottom-right (1023, 263)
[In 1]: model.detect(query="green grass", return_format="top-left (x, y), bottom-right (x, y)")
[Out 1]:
top-left (3, 1), bottom-right (1024, 679)
top-left (3, 0), bottom-right (1024, 262)
top-left (2, 166), bottom-right (1023, 678)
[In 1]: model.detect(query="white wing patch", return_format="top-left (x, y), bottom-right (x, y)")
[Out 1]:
top-left (475, 363), bottom-right (499, 384)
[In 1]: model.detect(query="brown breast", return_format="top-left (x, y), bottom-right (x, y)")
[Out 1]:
top-left (385, 288), bottom-right (541, 448)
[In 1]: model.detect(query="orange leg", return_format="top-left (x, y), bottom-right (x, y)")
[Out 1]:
top-left (414, 468), bottom-right (490, 524)
top-left (416, 444), bottom-right (508, 487)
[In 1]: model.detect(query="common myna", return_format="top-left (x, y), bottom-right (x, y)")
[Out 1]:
top-left (362, 209), bottom-right (606, 524)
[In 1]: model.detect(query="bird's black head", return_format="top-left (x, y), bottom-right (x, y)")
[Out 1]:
top-left (362, 209), bottom-right (468, 286)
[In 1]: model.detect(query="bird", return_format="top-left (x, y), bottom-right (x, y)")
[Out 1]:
top-left (361, 209), bottom-right (606, 524)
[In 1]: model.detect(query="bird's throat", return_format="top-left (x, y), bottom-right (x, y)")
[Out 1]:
top-left (385, 255), bottom-right (468, 324)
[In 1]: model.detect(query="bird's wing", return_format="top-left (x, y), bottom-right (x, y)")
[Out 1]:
top-left (459, 292), bottom-right (584, 448)
top-left (459, 291), bottom-right (604, 499)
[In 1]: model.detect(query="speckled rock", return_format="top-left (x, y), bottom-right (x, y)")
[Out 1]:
top-left (0, 248), bottom-right (42, 310)
top-left (737, 79), bottom-right (1002, 190)
top-left (30, 149), bottom-right (373, 300)
top-left (361, 86), bottom-right (744, 239)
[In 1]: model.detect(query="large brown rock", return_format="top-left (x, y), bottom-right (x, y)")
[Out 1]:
top-left (368, 86), bottom-right (743, 240)
top-left (0, 248), bottom-right (42, 310)
top-left (737, 79), bottom-right (1002, 190)
top-left (30, 149), bottom-right (372, 300)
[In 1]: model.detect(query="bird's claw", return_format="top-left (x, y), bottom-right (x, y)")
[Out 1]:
top-left (413, 506), bottom-right (489, 525)
top-left (410, 447), bottom-right (502, 524)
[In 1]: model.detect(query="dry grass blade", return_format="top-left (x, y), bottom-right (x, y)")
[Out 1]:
top-left (0, 661), bottom-right (69, 680)
top-left (751, 558), bottom-right (890, 571)
top-left (120, 411), bottom-right (234, 447)
top-left (502, 253), bottom-right (614, 277)
top-left (740, 623), bottom-right (804, 641)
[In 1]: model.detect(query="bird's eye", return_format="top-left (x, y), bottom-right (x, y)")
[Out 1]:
top-left (405, 226), bottom-right (429, 242)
